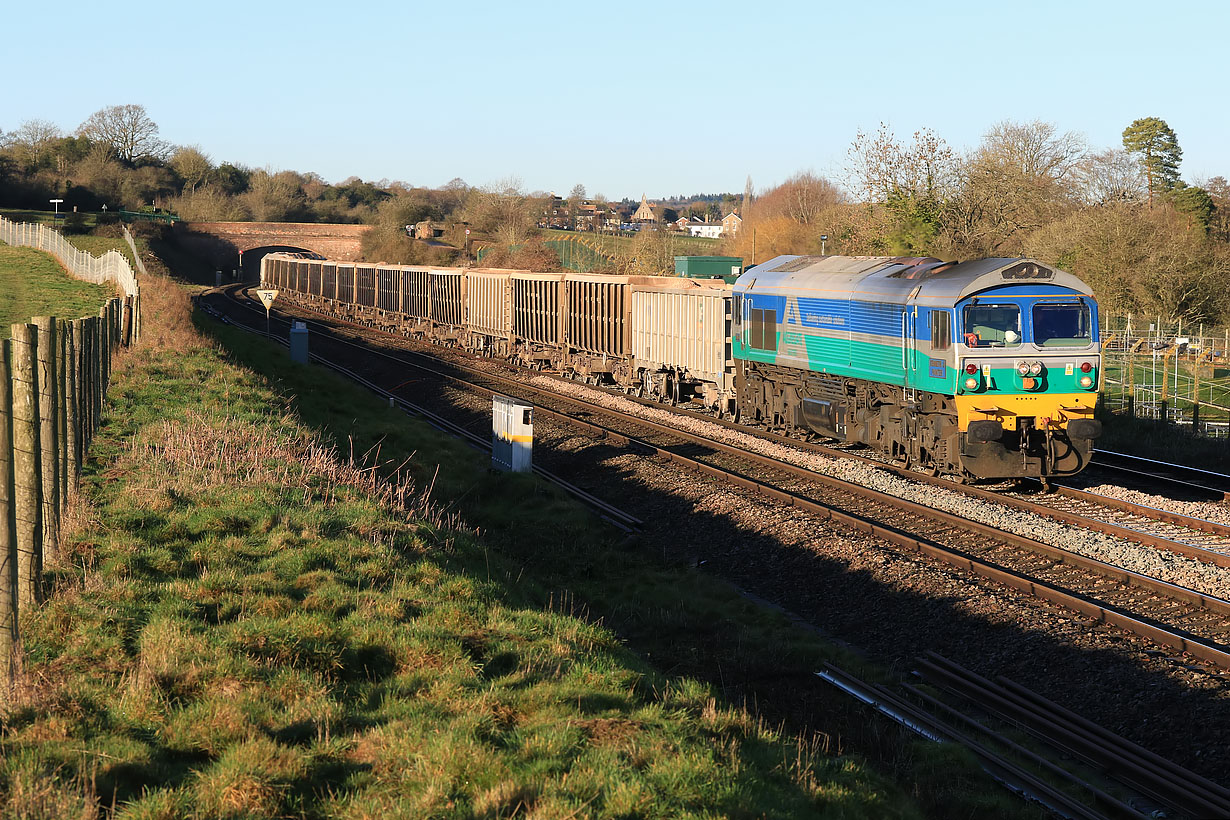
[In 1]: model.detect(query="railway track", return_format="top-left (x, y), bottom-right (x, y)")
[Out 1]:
top-left (207, 284), bottom-right (1230, 674)
top-left (1090, 449), bottom-right (1230, 502)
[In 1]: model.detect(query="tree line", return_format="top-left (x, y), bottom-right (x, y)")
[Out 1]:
top-left (3, 106), bottom-right (1226, 323)
top-left (726, 118), bottom-right (1230, 325)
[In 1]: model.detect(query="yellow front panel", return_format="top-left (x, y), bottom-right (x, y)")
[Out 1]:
top-left (955, 393), bottom-right (1096, 432)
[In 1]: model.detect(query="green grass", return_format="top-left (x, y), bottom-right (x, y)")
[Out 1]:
top-left (1, 208), bottom-right (102, 229)
top-left (0, 245), bottom-right (115, 338)
top-left (66, 234), bottom-right (139, 270)
top-left (542, 228), bottom-right (726, 260)
top-left (0, 276), bottom-right (1019, 818)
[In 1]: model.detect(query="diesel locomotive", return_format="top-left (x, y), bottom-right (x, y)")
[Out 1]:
top-left (734, 255), bottom-right (1101, 479)
top-left (261, 252), bottom-right (1101, 480)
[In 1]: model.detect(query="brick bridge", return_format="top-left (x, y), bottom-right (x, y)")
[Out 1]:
top-left (174, 221), bottom-right (370, 279)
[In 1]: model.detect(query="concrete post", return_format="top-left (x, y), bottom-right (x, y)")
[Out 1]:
top-left (9, 324), bottom-right (42, 607)
top-left (32, 318), bottom-right (60, 562)
top-left (0, 341), bottom-right (18, 679)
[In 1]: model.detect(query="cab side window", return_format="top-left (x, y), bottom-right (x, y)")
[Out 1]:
top-left (930, 310), bottom-right (951, 351)
top-left (750, 308), bottom-right (778, 351)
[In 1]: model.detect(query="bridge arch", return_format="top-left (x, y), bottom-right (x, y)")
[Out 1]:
top-left (239, 245), bottom-right (320, 280)
top-left (173, 221), bottom-right (369, 280)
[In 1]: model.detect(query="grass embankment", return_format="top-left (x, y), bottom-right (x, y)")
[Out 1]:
top-left (0, 273), bottom-right (1012, 818)
top-left (0, 245), bottom-right (115, 338)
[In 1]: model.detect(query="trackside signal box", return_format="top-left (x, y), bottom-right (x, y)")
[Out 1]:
top-left (492, 394), bottom-right (533, 472)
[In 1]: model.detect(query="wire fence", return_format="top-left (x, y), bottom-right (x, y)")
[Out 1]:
top-left (0, 217), bottom-right (140, 679)
top-left (1099, 313), bottom-right (1230, 438)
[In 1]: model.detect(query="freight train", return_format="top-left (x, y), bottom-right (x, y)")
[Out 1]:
top-left (261, 253), bottom-right (1102, 480)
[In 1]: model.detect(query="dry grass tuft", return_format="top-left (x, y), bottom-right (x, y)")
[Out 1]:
top-left (2, 762), bottom-right (98, 820)
top-left (131, 273), bottom-right (203, 356)
top-left (193, 736), bottom-right (307, 819)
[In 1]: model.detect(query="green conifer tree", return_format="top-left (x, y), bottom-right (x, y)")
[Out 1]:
top-left (1121, 117), bottom-right (1182, 204)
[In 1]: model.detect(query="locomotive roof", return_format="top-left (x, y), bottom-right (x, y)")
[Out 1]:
top-left (736, 255), bottom-right (1093, 302)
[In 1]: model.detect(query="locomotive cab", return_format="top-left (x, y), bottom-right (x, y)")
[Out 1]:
top-left (948, 271), bottom-right (1101, 479)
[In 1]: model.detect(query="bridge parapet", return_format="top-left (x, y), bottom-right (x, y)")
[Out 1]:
top-left (174, 221), bottom-right (370, 269)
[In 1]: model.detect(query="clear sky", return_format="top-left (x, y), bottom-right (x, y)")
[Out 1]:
top-left (5, 0), bottom-right (1227, 200)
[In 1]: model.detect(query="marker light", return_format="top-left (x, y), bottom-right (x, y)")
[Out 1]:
top-left (1016, 361), bottom-right (1030, 375)
top-left (1028, 361), bottom-right (1043, 376)
top-left (1080, 362), bottom-right (1093, 373)
top-left (1022, 377), bottom-right (1038, 390)
top-left (964, 377), bottom-right (979, 390)
top-left (965, 363), bottom-right (978, 375)
top-left (1079, 375), bottom-right (1094, 388)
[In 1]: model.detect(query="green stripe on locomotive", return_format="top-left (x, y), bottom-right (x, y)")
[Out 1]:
top-left (959, 363), bottom-right (1098, 395)
top-left (733, 312), bottom-right (958, 394)
top-left (733, 329), bottom-right (954, 393)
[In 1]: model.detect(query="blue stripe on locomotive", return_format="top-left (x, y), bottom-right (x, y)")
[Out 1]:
top-left (735, 282), bottom-right (1094, 392)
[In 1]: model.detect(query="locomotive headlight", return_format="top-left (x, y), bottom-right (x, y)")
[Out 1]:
top-left (1079, 375), bottom-right (1094, 389)
top-left (1028, 361), bottom-right (1043, 376)
top-left (1016, 361), bottom-right (1030, 376)
top-left (964, 376), bottom-right (979, 390)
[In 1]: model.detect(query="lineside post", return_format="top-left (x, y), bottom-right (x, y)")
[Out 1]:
top-left (32, 318), bottom-right (60, 562)
top-left (0, 340), bottom-right (18, 680)
top-left (66, 321), bottom-right (80, 481)
top-left (9, 324), bottom-right (42, 607)
top-left (56, 320), bottom-right (68, 516)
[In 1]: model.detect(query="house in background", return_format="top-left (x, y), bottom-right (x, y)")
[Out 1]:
top-left (722, 211), bottom-right (743, 237)
top-left (631, 194), bottom-right (658, 224)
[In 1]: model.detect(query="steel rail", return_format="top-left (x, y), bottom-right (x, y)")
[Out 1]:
top-left (1092, 449), bottom-right (1230, 501)
top-left (817, 665), bottom-right (1123, 820)
top-left (917, 652), bottom-right (1230, 819)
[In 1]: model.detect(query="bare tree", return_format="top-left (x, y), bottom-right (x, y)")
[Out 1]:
top-left (771, 171), bottom-right (843, 225)
top-left (7, 119), bottom-right (63, 170)
top-left (1026, 202), bottom-right (1229, 323)
top-left (945, 121), bottom-right (1085, 255)
top-left (1076, 148), bottom-right (1147, 205)
top-left (240, 169), bottom-right (307, 221)
top-left (170, 145), bottom-right (213, 194)
top-left (977, 120), bottom-right (1086, 183)
top-left (464, 177), bottom-right (537, 245)
top-left (846, 123), bottom-right (958, 204)
top-left (77, 104), bottom-right (170, 163)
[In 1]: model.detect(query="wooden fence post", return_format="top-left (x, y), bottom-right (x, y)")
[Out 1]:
top-left (9, 324), bottom-right (42, 607)
top-left (0, 340), bottom-right (18, 680)
top-left (33, 318), bottom-right (60, 562)
top-left (80, 319), bottom-right (92, 444)
top-left (91, 317), bottom-right (102, 436)
top-left (122, 296), bottom-right (133, 347)
top-left (99, 305), bottom-right (111, 398)
top-left (56, 320), bottom-right (68, 516)
top-left (66, 321), bottom-right (80, 481)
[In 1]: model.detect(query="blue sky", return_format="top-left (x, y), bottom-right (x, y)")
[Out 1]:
top-left (5, 0), bottom-right (1227, 199)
